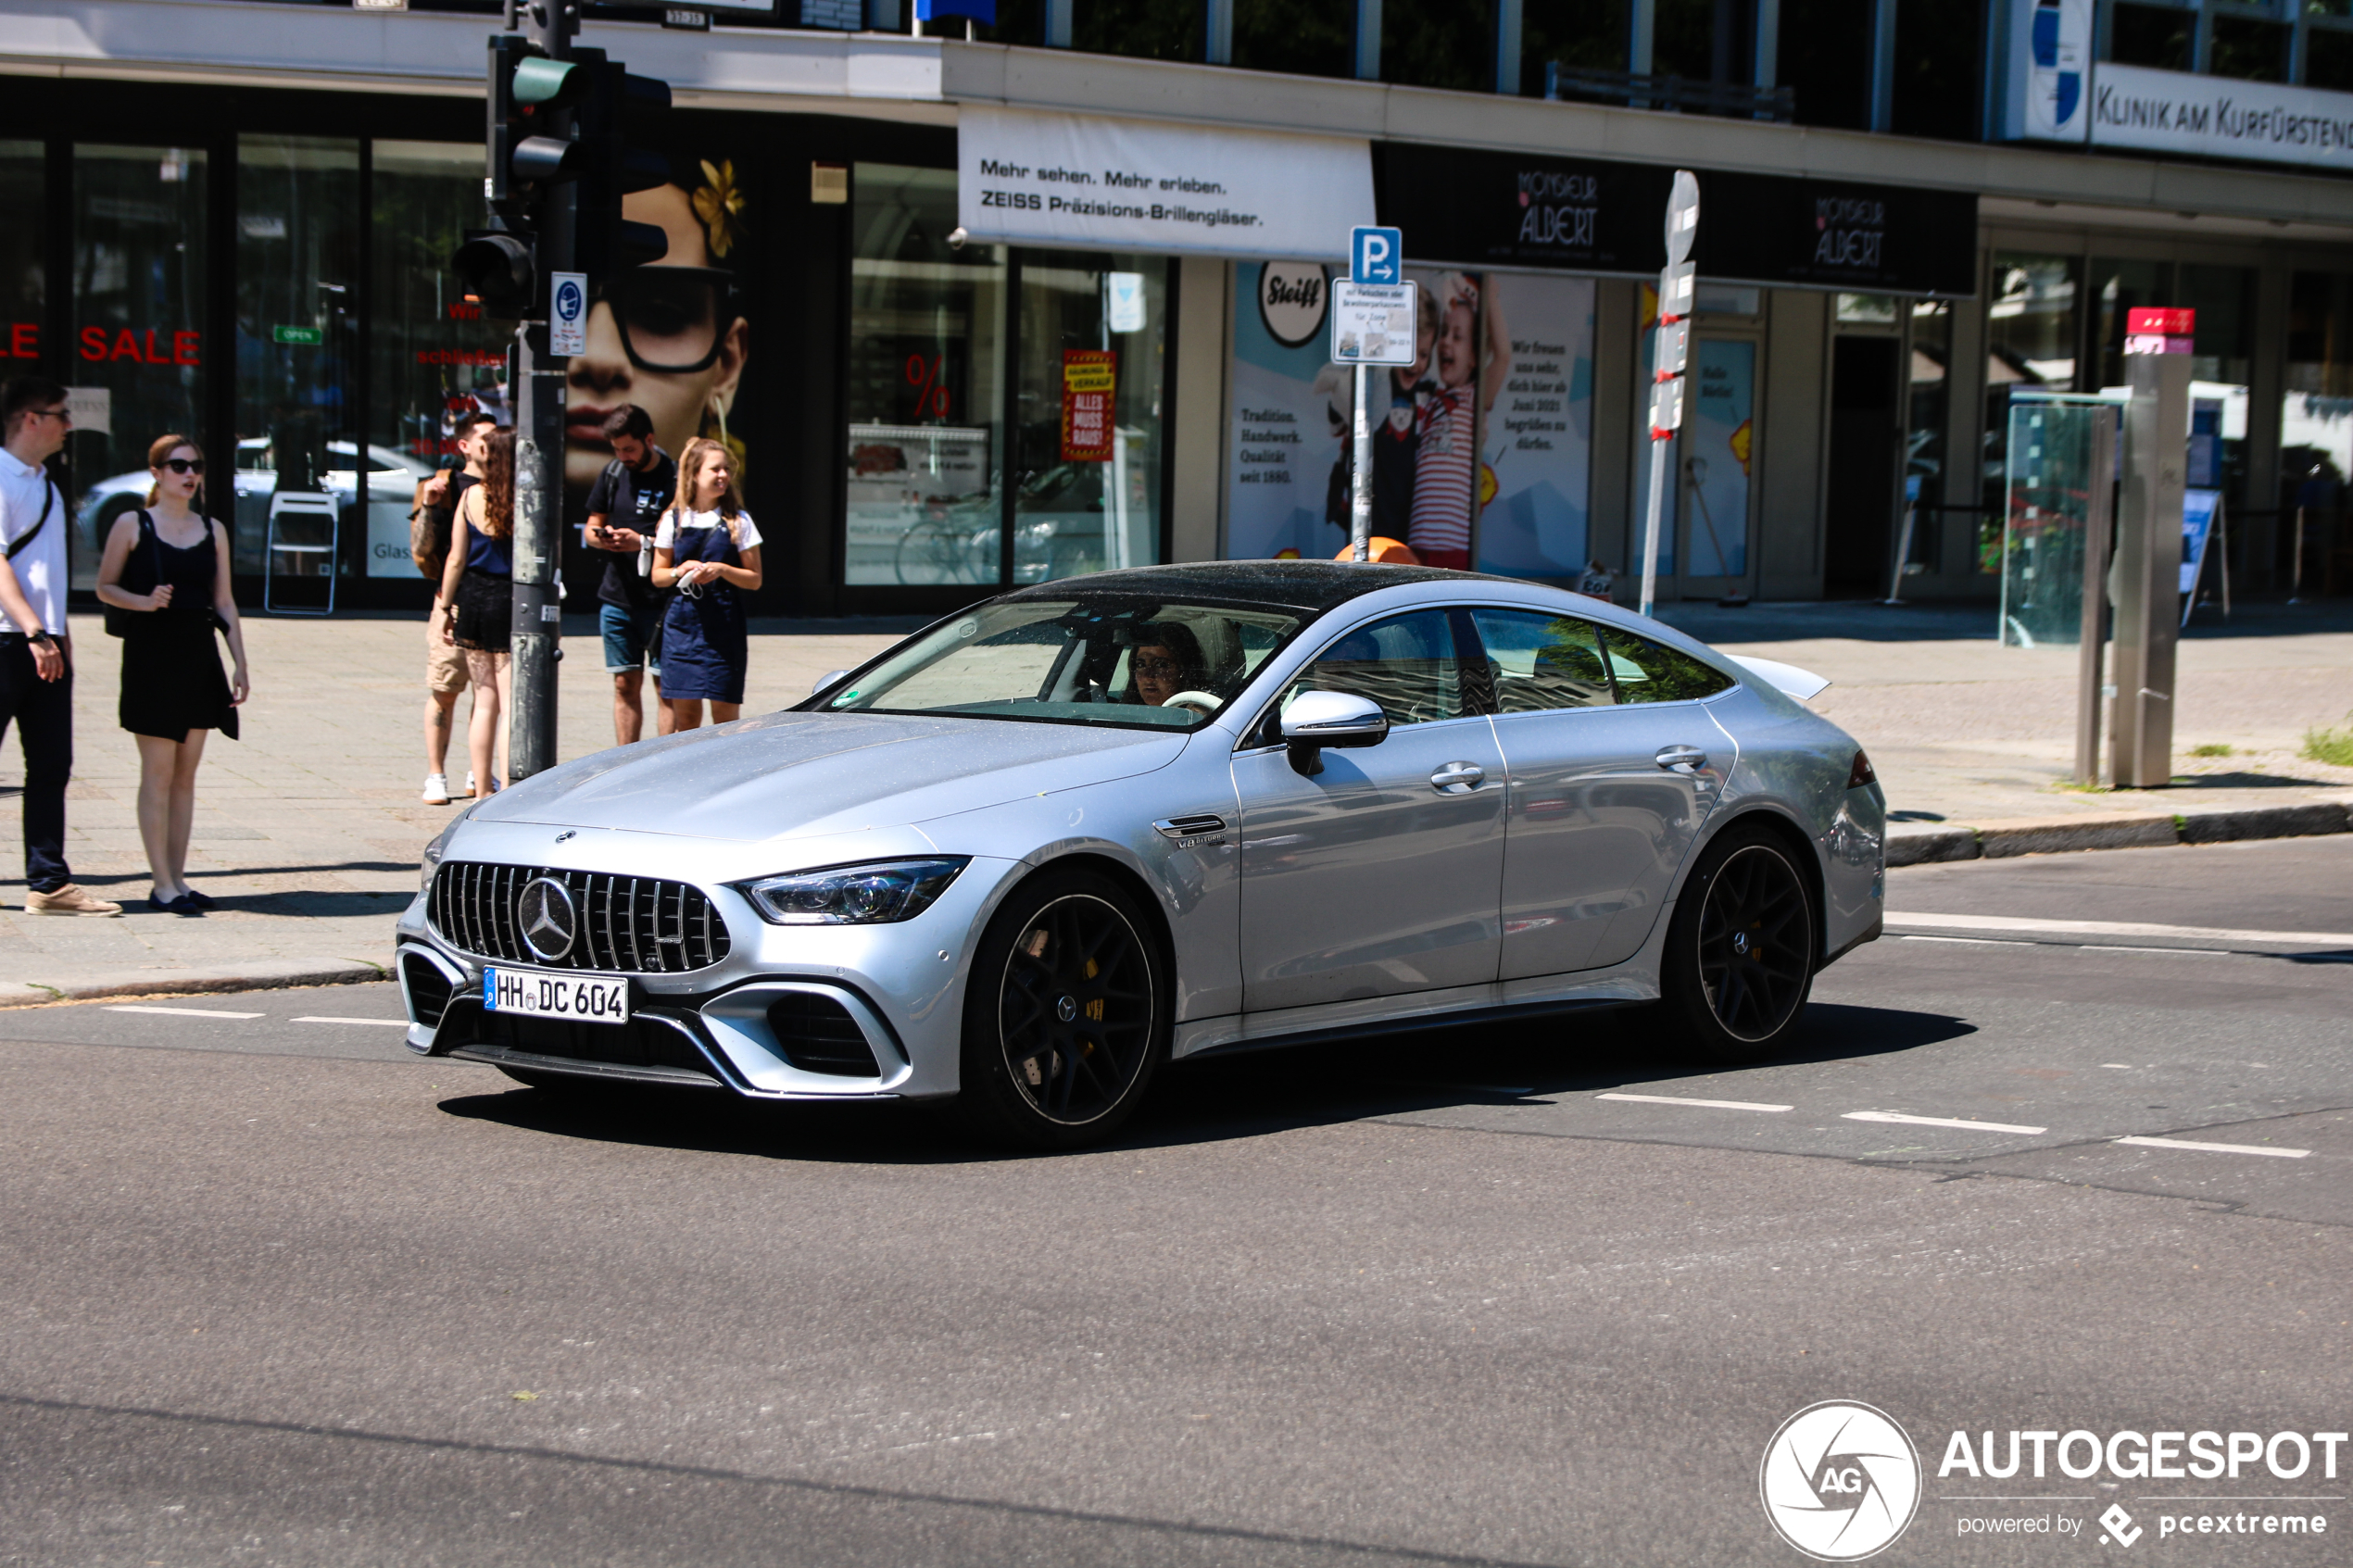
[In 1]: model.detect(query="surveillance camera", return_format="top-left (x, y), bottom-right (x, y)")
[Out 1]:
top-left (948, 227), bottom-right (969, 249)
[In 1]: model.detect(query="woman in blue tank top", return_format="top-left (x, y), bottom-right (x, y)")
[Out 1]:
top-left (434, 430), bottom-right (515, 793)
top-left (652, 438), bottom-right (763, 731)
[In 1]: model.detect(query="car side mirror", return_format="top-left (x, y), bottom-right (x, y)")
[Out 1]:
top-left (812, 669), bottom-right (849, 697)
top-left (1279, 690), bottom-right (1389, 776)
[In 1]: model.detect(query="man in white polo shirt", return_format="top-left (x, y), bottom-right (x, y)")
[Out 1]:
top-left (0, 378), bottom-right (119, 916)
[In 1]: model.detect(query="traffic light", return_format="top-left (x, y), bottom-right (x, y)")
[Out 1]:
top-left (484, 34), bottom-right (585, 209)
top-left (572, 51), bottom-right (673, 277)
top-left (452, 230), bottom-right (535, 319)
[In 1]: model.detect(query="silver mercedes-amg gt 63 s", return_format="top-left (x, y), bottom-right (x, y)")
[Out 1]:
top-left (397, 561), bottom-right (1885, 1147)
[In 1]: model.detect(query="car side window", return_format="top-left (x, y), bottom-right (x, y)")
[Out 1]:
top-left (1283, 609), bottom-right (1466, 729)
top-left (1468, 608), bottom-right (1615, 713)
top-left (1600, 627), bottom-right (1736, 704)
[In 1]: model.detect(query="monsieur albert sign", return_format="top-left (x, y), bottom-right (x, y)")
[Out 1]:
top-left (957, 107), bottom-right (1376, 260)
top-left (1374, 145), bottom-right (1977, 298)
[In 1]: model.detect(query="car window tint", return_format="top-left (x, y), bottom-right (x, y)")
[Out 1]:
top-left (1468, 608), bottom-right (1615, 713)
top-left (1599, 627), bottom-right (1735, 704)
top-left (1288, 609), bottom-right (1465, 727)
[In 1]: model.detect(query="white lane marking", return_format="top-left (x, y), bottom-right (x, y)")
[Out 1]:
top-left (1597, 1092), bottom-right (1793, 1113)
top-left (1886, 912), bottom-right (2353, 947)
top-left (1843, 1110), bottom-right (2049, 1135)
top-left (2115, 1135), bottom-right (2312, 1160)
top-left (2081, 945), bottom-right (2229, 956)
top-left (1901, 935), bottom-right (2032, 947)
top-left (295, 1016), bottom-right (409, 1028)
top-left (105, 1005), bottom-right (266, 1019)
top-left (2101, 1063), bottom-right (2134, 1070)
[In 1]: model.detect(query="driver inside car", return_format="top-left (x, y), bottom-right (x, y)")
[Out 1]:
top-left (1123, 621), bottom-right (1212, 709)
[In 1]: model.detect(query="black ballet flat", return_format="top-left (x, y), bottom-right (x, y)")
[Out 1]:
top-left (181, 888), bottom-right (217, 909)
top-left (148, 890), bottom-right (203, 916)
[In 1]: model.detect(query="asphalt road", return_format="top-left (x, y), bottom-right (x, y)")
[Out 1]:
top-left (1, 837), bottom-right (2347, 1566)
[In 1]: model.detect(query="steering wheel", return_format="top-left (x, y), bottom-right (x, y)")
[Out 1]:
top-left (1164, 690), bottom-right (1221, 715)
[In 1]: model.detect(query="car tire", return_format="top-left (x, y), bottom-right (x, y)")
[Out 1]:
top-left (952, 867), bottom-right (1170, 1149)
top-left (1657, 822), bottom-right (1818, 1064)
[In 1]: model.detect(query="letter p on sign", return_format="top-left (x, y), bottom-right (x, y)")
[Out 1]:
top-left (1351, 226), bottom-right (1402, 286)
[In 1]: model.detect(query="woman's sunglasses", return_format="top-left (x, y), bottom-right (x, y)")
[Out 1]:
top-left (597, 267), bottom-right (739, 375)
top-left (159, 458), bottom-right (205, 475)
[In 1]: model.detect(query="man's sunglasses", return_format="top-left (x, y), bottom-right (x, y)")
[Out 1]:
top-left (29, 407), bottom-right (70, 424)
top-left (160, 458), bottom-right (205, 476)
top-left (597, 267), bottom-right (738, 375)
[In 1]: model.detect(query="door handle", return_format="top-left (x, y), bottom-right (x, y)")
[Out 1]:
top-left (1655, 745), bottom-right (1710, 774)
top-left (1429, 761), bottom-right (1486, 794)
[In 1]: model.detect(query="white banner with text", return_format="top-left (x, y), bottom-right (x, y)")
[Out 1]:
top-left (957, 107), bottom-right (1376, 260)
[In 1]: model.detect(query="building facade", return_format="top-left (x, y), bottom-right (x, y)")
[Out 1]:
top-left (3, 0), bottom-right (2351, 617)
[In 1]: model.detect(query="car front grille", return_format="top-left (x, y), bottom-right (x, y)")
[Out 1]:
top-left (429, 861), bottom-right (733, 974)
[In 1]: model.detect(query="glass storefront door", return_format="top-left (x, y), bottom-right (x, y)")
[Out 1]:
top-left (846, 164), bottom-right (1008, 586)
top-left (369, 141), bottom-right (512, 581)
top-left (68, 144), bottom-right (208, 589)
top-left (1011, 251), bottom-right (1166, 583)
top-left (235, 135), bottom-right (360, 606)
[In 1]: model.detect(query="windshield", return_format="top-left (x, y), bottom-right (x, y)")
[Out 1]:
top-left (818, 596), bottom-right (1310, 730)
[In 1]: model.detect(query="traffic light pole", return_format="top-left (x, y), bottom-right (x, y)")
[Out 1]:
top-left (506, 0), bottom-right (575, 783)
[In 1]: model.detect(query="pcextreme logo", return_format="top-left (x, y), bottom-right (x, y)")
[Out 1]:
top-left (1760, 1401), bottom-right (1924, 1561)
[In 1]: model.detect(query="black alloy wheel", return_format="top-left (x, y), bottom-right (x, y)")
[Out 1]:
top-left (956, 870), bottom-right (1167, 1148)
top-left (1660, 824), bottom-right (1818, 1062)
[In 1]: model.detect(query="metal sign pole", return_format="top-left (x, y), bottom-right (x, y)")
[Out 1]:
top-left (507, 0), bottom-right (572, 783)
top-left (1640, 170), bottom-right (1700, 620)
top-left (1351, 362), bottom-right (1372, 562)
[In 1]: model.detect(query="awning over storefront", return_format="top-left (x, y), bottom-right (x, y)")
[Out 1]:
top-left (1376, 143), bottom-right (1979, 297)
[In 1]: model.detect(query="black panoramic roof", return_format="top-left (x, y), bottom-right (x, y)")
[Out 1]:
top-left (1001, 560), bottom-right (1522, 615)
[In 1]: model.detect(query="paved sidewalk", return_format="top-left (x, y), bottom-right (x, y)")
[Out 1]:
top-left (0, 597), bottom-right (2342, 1001)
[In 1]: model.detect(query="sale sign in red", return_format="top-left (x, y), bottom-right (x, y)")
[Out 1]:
top-left (1061, 349), bottom-right (1116, 463)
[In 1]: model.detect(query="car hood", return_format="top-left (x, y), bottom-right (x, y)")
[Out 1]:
top-left (470, 710), bottom-right (1189, 843)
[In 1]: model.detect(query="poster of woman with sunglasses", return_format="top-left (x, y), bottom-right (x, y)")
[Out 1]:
top-left (562, 157), bottom-right (750, 506)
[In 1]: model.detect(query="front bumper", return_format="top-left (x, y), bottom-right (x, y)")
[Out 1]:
top-left (395, 835), bottom-right (1018, 1100)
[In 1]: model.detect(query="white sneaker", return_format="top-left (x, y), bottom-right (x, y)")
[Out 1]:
top-left (422, 773), bottom-right (452, 806)
top-left (464, 771), bottom-right (479, 798)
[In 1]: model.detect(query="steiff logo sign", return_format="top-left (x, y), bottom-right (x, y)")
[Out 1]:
top-left (1257, 264), bottom-right (1327, 348)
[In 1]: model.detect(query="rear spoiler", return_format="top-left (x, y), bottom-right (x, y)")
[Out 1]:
top-left (1726, 655), bottom-right (1831, 701)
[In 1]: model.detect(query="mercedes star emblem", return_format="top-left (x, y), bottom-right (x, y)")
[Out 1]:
top-left (516, 876), bottom-right (579, 962)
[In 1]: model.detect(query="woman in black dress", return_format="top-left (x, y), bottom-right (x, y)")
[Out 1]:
top-left (434, 429), bottom-right (515, 794)
top-left (94, 433), bottom-right (250, 914)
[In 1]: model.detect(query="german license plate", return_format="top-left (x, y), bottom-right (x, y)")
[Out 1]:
top-left (483, 968), bottom-right (630, 1023)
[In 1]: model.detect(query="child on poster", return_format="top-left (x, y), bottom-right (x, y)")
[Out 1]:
top-left (1408, 272), bottom-right (1509, 570)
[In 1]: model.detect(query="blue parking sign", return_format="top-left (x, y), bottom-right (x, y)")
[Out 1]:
top-left (1350, 226), bottom-right (1402, 286)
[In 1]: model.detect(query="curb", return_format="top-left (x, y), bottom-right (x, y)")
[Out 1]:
top-left (1887, 801), bottom-right (2353, 868)
top-left (0, 958), bottom-right (385, 1010)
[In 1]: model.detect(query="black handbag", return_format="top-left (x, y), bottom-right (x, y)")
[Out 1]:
top-left (104, 510), bottom-right (166, 639)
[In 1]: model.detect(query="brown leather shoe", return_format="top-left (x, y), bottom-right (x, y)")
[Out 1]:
top-left (26, 884), bottom-right (123, 917)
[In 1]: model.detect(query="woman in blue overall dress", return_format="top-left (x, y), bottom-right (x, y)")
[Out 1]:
top-left (651, 437), bottom-right (764, 731)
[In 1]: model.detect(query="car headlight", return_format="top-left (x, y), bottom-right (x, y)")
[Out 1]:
top-left (733, 858), bottom-right (969, 926)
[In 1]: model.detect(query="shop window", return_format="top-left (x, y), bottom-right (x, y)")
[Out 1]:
top-left (845, 164), bottom-right (1008, 587)
top-left (1778, 0), bottom-right (1872, 129)
top-left (1836, 295), bottom-right (1898, 325)
top-left (2208, 15), bottom-right (2287, 82)
top-left (1235, 0), bottom-right (1353, 78)
top-left (1519, 0), bottom-right (1627, 96)
top-left (1904, 299), bottom-right (1950, 575)
top-left (1652, 0), bottom-right (1749, 85)
top-left (1980, 253), bottom-right (2080, 571)
top-left (2108, 3), bottom-right (2192, 72)
top-left (976, 0), bottom-right (1044, 47)
top-left (0, 143), bottom-right (39, 374)
top-left (69, 144), bottom-right (208, 592)
top-left (2283, 271), bottom-right (2353, 591)
top-left (2309, 29), bottom-right (2353, 93)
top-left (2180, 263), bottom-right (2253, 509)
top-left (234, 135), bottom-right (360, 599)
top-left (1011, 252), bottom-right (1168, 582)
top-left (368, 141), bottom-right (514, 583)
top-left (1385, 0), bottom-right (1496, 91)
top-left (1074, 0), bottom-right (1203, 61)
top-left (1890, 0), bottom-right (1983, 142)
